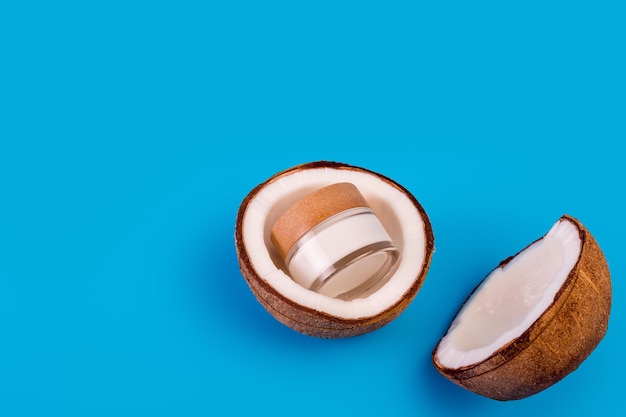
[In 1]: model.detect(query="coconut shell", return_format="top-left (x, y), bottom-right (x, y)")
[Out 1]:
top-left (235, 161), bottom-right (435, 338)
top-left (432, 215), bottom-right (612, 400)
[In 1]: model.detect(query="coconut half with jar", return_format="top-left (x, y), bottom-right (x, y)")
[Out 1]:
top-left (433, 215), bottom-right (612, 400)
top-left (234, 161), bottom-right (434, 338)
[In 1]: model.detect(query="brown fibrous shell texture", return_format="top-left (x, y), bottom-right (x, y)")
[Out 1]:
top-left (432, 215), bottom-right (612, 401)
top-left (234, 161), bottom-right (434, 338)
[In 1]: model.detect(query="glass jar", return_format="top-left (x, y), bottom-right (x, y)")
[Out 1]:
top-left (271, 182), bottom-right (400, 300)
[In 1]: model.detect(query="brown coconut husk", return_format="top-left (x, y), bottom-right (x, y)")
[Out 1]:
top-left (235, 161), bottom-right (435, 338)
top-left (433, 215), bottom-right (611, 400)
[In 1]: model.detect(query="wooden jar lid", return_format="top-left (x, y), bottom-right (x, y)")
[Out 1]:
top-left (270, 182), bottom-right (370, 261)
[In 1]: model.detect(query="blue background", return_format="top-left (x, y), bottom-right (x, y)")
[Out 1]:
top-left (1, 1), bottom-right (624, 415)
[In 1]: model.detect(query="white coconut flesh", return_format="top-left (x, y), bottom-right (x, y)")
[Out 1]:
top-left (242, 167), bottom-right (428, 320)
top-left (436, 218), bottom-right (582, 369)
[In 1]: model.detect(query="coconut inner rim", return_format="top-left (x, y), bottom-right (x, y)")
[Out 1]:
top-left (435, 218), bottom-right (581, 369)
top-left (241, 167), bottom-right (427, 319)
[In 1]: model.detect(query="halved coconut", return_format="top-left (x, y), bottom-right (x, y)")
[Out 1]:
top-left (433, 215), bottom-right (611, 400)
top-left (234, 161), bottom-right (434, 338)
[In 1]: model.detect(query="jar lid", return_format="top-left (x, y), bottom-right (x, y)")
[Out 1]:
top-left (270, 182), bottom-right (370, 261)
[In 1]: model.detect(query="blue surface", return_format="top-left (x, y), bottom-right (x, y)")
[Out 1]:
top-left (1, 1), bottom-right (624, 415)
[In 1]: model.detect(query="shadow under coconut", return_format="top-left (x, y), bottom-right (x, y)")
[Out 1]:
top-left (188, 219), bottom-right (340, 350)
top-left (416, 355), bottom-right (488, 412)
top-left (188, 226), bottom-right (284, 337)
